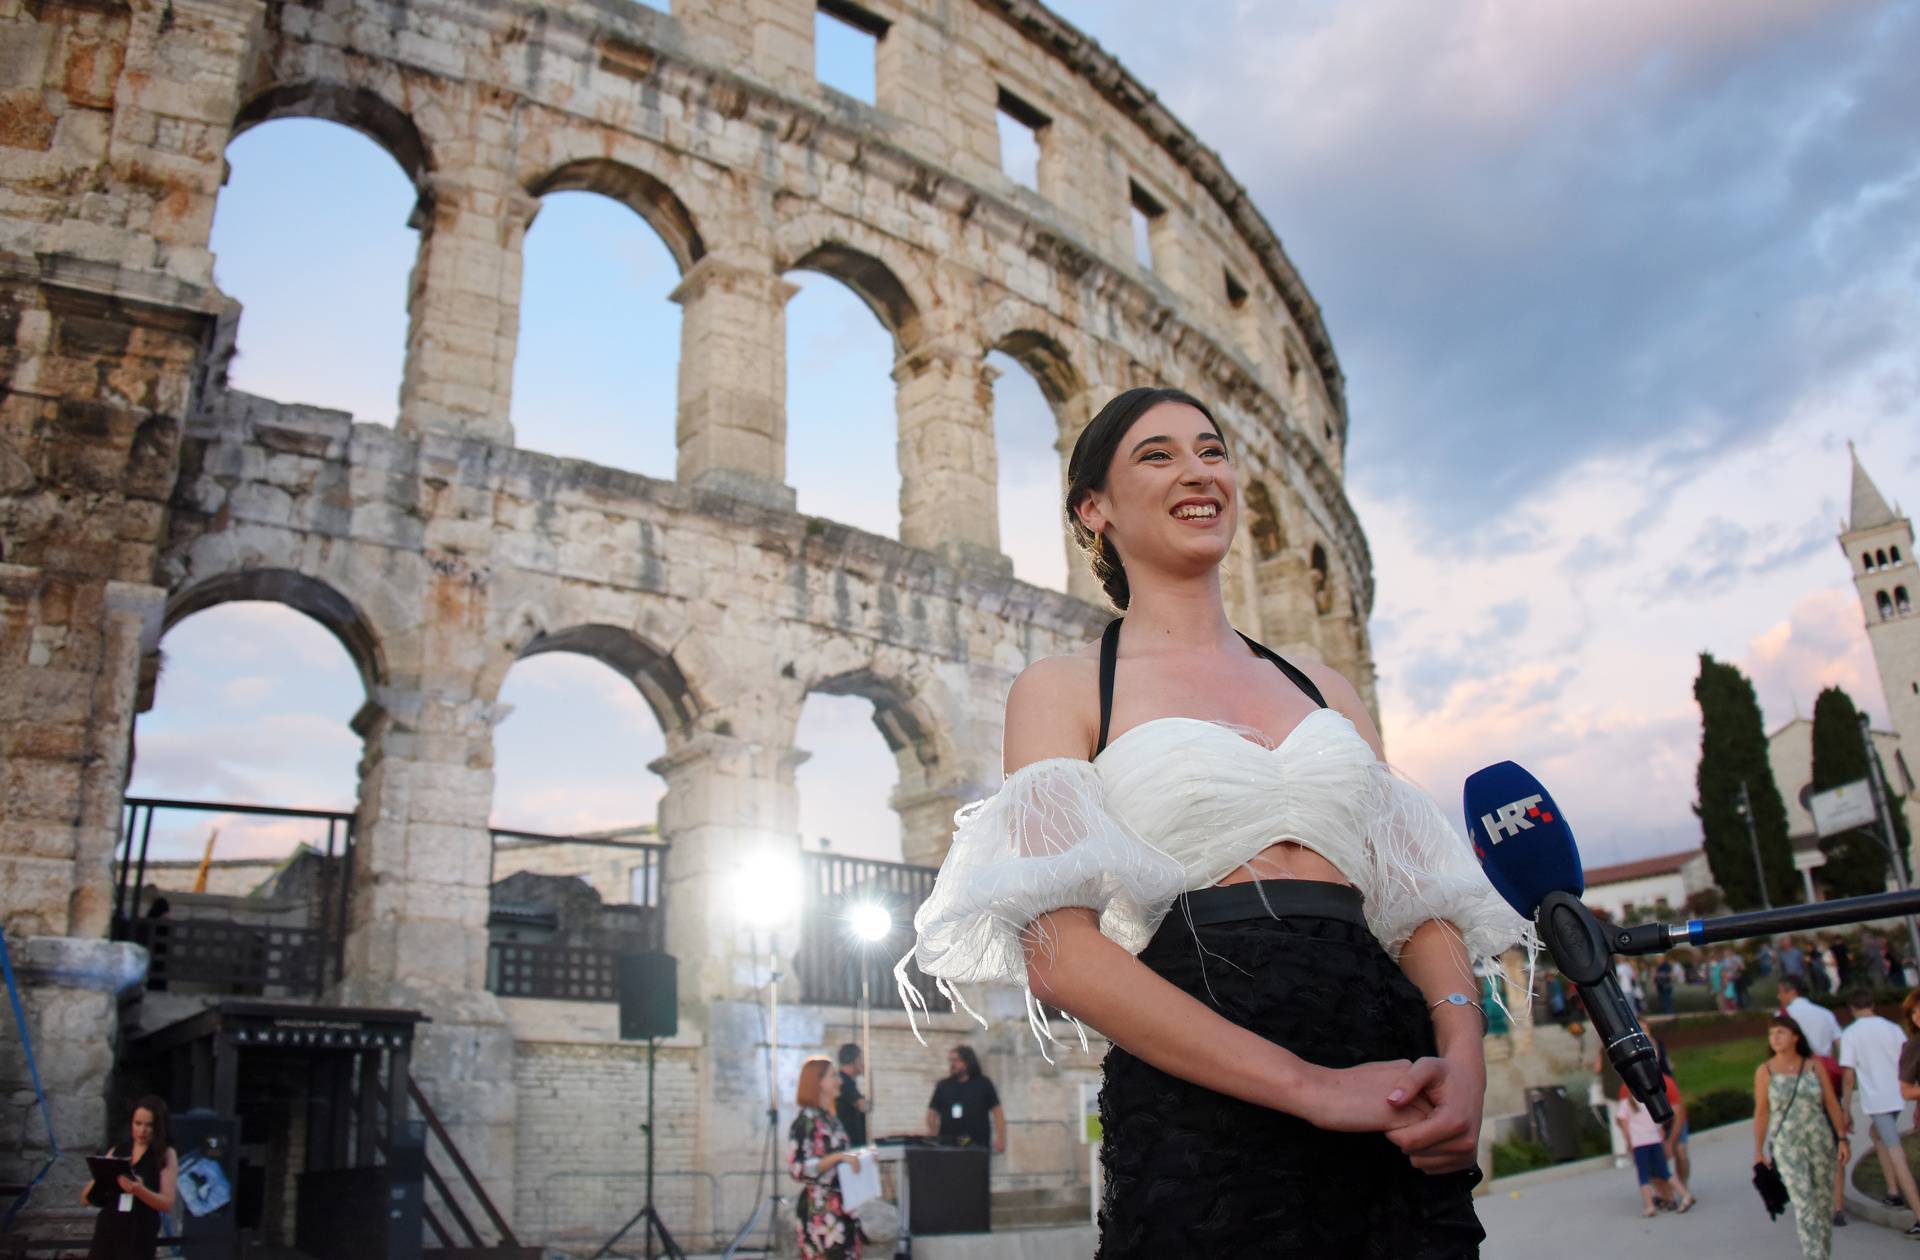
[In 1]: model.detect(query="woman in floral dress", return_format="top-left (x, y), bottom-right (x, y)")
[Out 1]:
top-left (788, 1056), bottom-right (864, 1260)
top-left (1754, 1013), bottom-right (1849, 1260)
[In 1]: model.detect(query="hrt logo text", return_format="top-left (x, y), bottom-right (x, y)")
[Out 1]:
top-left (1480, 794), bottom-right (1552, 844)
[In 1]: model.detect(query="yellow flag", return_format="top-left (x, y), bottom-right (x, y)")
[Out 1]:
top-left (191, 827), bottom-right (219, 894)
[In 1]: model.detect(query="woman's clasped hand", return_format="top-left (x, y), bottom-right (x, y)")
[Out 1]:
top-left (1297, 1055), bottom-right (1482, 1174)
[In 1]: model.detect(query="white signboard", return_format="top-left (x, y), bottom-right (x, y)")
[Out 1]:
top-left (1809, 780), bottom-right (1877, 838)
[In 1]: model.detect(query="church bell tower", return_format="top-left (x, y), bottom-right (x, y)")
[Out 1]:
top-left (1840, 444), bottom-right (1920, 792)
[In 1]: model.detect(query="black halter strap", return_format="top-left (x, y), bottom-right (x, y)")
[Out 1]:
top-left (1093, 617), bottom-right (1327, 756)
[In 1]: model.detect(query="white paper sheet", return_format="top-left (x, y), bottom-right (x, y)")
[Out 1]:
top-left (835, 1147), bottom-right (881, 1207)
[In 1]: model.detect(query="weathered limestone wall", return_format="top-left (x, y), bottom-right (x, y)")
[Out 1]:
top-left (2, 0), bottom-right (1385, 1240)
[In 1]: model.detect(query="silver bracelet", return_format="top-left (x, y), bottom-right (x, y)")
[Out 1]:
top-left (1430, 992), bottom-right (1487, 1030)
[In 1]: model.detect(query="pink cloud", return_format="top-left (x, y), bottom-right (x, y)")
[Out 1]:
top-left (1741, 585), bottom-right (1888, 727)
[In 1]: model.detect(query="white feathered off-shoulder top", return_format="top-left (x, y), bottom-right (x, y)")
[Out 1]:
top-left (895, 709), bottom-right (1531, 1046)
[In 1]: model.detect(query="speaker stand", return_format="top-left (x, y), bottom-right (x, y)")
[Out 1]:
top-left (590, 1038), bottom-right (686, 1260)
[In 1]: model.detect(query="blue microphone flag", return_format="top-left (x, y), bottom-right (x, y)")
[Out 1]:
top-left (1463, 761), bottom-right (1584, 918)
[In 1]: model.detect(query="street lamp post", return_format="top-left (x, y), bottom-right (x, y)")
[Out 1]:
top-left (1735, 780), bottom-right (1774, 911)
top-left (849, 903), bottom-right (892, 1133)
top-left (1857, 714), bottom-right (1920, 969)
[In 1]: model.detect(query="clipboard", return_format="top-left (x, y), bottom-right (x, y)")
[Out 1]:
top-left (86, 1155), bottom-right (133, 1186)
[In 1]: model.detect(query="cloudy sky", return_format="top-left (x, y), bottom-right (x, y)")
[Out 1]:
top-left (130, 0), bottom-right (1920, 877)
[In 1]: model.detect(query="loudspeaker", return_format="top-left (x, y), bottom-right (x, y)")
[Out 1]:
top-left (617, 951), bottom-right (679, 1041)
top-left (905, 1147), bottom-right (991, 1235)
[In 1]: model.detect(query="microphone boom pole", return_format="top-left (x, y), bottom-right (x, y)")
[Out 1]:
top-left (1609, 888), bottom-right (1920, 957)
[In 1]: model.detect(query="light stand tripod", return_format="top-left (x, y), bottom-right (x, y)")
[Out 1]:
top-left (722, 935), bottom-right (785, 1260)
top-left (590, 1035), bottom-right (686, 1260)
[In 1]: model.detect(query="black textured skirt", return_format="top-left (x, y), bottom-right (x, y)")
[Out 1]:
top-left (1097, 880), bottom-right (1484, 1259)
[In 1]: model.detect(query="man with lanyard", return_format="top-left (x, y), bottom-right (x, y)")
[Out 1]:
top-left (926, 1045), bottom-right (1004, 1153)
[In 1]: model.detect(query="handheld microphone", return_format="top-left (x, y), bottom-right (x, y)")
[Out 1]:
top-left (1464, 762), bottom-right (1671, 1123)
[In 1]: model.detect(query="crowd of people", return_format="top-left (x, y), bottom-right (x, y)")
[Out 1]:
top-left (1583, 932), bottom-right (1919, 1022)
top-left (1571, 926), bottom-right (1920, 1260)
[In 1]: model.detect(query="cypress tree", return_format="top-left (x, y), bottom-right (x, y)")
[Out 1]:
top-left (1694, 654), bottom-right (1799, 909)
top-left (1809, 685), bottom-right (1913, 892)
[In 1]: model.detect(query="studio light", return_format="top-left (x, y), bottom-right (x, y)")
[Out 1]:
top-left (849, 903), bottom-right (892, 943)
top-left (733, 846), bottom-right (800, 929)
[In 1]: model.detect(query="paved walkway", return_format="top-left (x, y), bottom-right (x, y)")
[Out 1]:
top-left (1482, 1116), bottom-right (1918, 1259)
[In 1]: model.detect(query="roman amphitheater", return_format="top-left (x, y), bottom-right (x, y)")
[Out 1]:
top-left (0, 0), bottom-right (1520, 1252)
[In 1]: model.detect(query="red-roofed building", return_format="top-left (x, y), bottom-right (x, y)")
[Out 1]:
top-left (1583, 849), bottom-right (1714, 921)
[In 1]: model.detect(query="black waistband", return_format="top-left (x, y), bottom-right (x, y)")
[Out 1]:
top-left (1171, 880), bottom-right (1365, 928)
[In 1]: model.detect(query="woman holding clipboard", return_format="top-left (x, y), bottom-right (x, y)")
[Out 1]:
top-left (80, 1095), bottom-right (177, 1260)
top-left (787, 1057), bottom-right (864, 1260)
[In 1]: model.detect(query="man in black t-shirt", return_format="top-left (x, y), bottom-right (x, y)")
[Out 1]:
top-left (835, 1042), bottom-right (869, 1147)
top-left (925, 1045), bottom-right (1003, 1152)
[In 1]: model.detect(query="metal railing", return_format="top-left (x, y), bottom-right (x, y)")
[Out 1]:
top-left (487, 941), bottom-right (621, 1001)
top-left (488, 825), bottom-right (668, 948)
top-left (796, 852), bottom-right (945, 1009)
top-left (114, 797), bottom-right (356, 996)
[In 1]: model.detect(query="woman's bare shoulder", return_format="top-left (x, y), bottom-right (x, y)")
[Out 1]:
top-left (1004, 650), bottom-right (1101, 772)
top-left (1286, 655), bottom-right (1384, 754)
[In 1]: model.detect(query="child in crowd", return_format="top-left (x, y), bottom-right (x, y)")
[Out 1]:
top-left (1618, 1075), bottom-right (1694, 1217)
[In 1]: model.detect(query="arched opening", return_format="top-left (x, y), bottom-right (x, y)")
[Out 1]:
top-left (488, 639), bottom-right (677, 980)
top-left (124, 591), bottom-right (373, 995)
top-left (1310, 542), bottom-right (1333, 616)
top-left (1246, 481), bottom-right (1286, 561)
top-left (1865, 552), bottom-right (1878, 572)
top-left (209, 114), bottom-right (419, 423)
top-left (794, 690), bottom-right (907, 864)
top-left (511, 166), bottom-right (694, 474)
top-left (792, 671), bottom-right (943, 1022)
top-left (989, 350), bottom-right (1066, 591)
top-left (784, 249), bottom-right (916, 537)
top-left (1878, 548), bottom-right (1890, 569)
top-left (1894, 546), bottom-right (1905, 566)
top-left (492, 635), bottom-right (684, 837)
top-left (1898, 587), bottom-right (1912, 615)
top-left (1879, 590), bottom-right (1895, 620)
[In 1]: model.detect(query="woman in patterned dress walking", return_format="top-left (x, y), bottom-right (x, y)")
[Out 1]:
top-left (787, 1056), bottom-right (864, 1260)
top-left (1754, 1013), bottom-right (1849, 1259)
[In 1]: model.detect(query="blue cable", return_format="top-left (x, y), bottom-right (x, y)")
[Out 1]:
top-left (1, 928), bottom-right (61, 1231)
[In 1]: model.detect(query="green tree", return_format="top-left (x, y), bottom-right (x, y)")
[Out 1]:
top-left (1810, 686), bottom-right (1913, 894)
top-left (1694, 654), bottom-right (1799, 910)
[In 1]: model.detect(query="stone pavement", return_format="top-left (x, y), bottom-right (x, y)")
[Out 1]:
top-left (1481, 1117), bottom-right (1919, 1259)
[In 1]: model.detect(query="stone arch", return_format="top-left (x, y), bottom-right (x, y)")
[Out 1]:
top-left (809, 667), bottom-right (940, 771)
top-left (163, 568), bottom-right (386, 694)
top-left (526, 159), bottom-right (706, 276)
top-left (776, 225), bottom-right (928, 354)
top-left (516, 624), bottom-right (702, 740)
top-left (232, 82), bottom-right (433, 189)
top-left (990, 329), bottom-right (1085, 412)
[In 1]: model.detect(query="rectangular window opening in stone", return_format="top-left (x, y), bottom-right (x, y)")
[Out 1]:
top-left (1130, 180), bottom-right (1164, 271)
top-left (1223, 266), bottom-right (1249, 309)
top-left (997, 87), bottom-right (1050, 190)
top-left (816, 0), bottom-right (887, 105)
